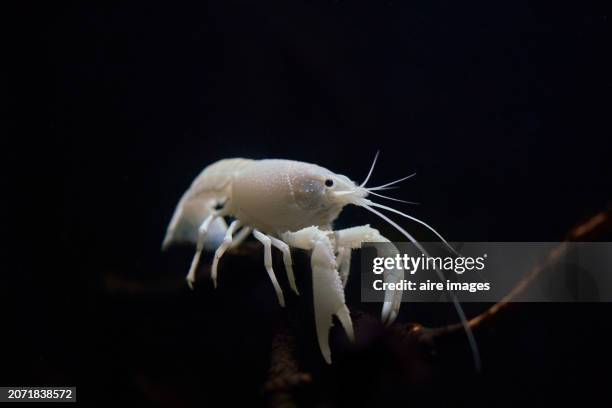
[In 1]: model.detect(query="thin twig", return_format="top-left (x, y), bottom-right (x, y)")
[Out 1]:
top-left (423, 209), bottom-right (611, 337)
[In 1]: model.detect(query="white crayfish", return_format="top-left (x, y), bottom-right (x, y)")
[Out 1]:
top-left (162, 154), bottom-right (478, 365)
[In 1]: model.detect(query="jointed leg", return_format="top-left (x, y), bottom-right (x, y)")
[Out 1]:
top-left (253, 230), bottom-right (286, 307)
top-left (211, 220), bottom-right (242, 287)
top-left (186, 213), bottom-right (218, 289)
top-left (230, 226), bottom-right (252, 249)
top-left (268, 235), bottom-right (298, 295)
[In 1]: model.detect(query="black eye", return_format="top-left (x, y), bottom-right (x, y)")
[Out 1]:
top-left (324, 179), bottom-right (334, 187)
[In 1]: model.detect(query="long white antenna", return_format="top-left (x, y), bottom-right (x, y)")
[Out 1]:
top-left (360, 150), bottom-right (380, 187)
top-left (365, 200), bottom-right (459, 256)
top-left (359, 201), bottom-right (481, 372)
top-left (366, 173), bottom-right (416, 190)
top-left (367, 190), bottom-right (419, 205)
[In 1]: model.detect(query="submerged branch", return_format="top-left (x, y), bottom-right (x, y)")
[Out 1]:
top-left (264, 325), bottom-right (312, 408)
top-left (420, 208), bottom-right (611, 338)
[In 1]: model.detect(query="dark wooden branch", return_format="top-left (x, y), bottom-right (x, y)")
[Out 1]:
top-left (264, 325), bottom-right (312, 408)
top-left (103, 208), bottom-right (611, 408)
top-left (420, 209), bottom-right (611, 339)
top-left (264, 208), bottom-right (612, 407)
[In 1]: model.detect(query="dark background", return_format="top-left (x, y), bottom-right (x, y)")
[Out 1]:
top-left (6, 0), bottom-right (612, 406)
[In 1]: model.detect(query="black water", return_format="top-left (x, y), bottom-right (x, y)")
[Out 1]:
top-left (7, 1), bottom-right (611, 406)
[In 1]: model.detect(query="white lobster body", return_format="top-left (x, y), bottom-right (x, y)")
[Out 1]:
top-left (229, 159), bottom-right (346, 234)
top-left (163, 156), bottom-right (477, 366)
top-left (164, 158), bottom-right (358, 248)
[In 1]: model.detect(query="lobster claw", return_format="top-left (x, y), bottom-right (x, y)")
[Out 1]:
top-left (311, 235), bottom-right (355, 364)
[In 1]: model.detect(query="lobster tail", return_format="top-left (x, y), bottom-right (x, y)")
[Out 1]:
top-left (162, 158), bottom-right (252, 250)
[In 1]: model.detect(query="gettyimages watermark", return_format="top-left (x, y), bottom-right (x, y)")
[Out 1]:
top-left (361, 242), bottom-right (612, 302)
